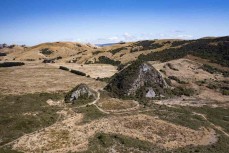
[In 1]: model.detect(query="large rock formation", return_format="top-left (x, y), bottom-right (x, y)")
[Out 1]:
top-left (105, 61), bottom-right (168, 99)
top-left (65, 84), bottom-right (96, 104)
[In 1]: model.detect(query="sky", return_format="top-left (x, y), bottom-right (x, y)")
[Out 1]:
top-left (0, 0), bottom-right (229, 45)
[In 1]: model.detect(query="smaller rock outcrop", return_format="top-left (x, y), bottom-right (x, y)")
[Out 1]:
top-left (65, 84), bottom-right (96, 104)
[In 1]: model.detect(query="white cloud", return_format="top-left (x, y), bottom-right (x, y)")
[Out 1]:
top-left (89, 32), bottom-right (194, 44)
top-left (108, 36), bottom-right (119, 41)
top-left (176, 34), bottom-right (193, 39)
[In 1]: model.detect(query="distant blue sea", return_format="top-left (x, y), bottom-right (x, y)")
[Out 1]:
top-left (96, 43), bottom-right (118, 47)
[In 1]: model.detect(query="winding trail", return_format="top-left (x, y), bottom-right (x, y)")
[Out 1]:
top-left (193, 112), bottom-right (229, 137)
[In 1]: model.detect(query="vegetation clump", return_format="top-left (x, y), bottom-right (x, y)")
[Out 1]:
top-left (92, 50), bottom-right (103, 55)
top-left (200, 64), bottom-right (229, 77)
top-left (167, 63), bottom-right (179, 71)
top-left (40, 48), bottom-right (53, 55)
top-left (131, 40), bottom-right (164, 52)
top-left (171, 86), bottom-right (195, 96)
top-left (0, 62), bottom-right (25, 67)
top-left (84, 133), bottom-right (164, 153)
top-left (0, 52), bottom-right (7, 56)
top-left (70, 69), bottom-right (86, 76)
top-left (171, 40), bottom-right (189, 47)
top-left (168, 76), bottom-right (187, 84)
top-left (109, 47), bottom-right (127, 55)
top-left (59, 66), bottom-right (69, 71)
top-left (95, 56), bottom-right (121, 66)
top-left (138, 36), bottom-right (229, 67)
top-left (75, 105), bottom-right (106, 123)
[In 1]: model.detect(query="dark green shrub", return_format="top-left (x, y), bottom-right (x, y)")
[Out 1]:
top-left (109, 47), bottom-right (127, 55)
top-left (164, 77), bottom-right (172, 86)
top-left (85, 60), bottom-right (93, 64)
top-left (40, 48), bottom-right (53, 55)
top-left (167, 63), bottom-right (179, 71)
top-left (168, 76), bottom-right (187, 84)
top-left (221, 89), bottom-right (229, 95)
top-left (220, 86), bottom-right (229, 95)
top-left (95, 56), bottom-right (121, 66)
top-left (131, 40), bottom-right (163, 52)
top-left (92, 50), bottom-right (103, 55)
top-left (200, 64), bottom-right (229, 77)
top-left (70, 69), bottom-right (86, 76)
top-left (159, 69), bottom-right (166, 74)
top-left (0, 62), bottom-right (25, 67)
top-left (0, 52), bottom-right (7, 56)
top-left (172, 86), bottom-right (195, 96)
top-left (59, 66), bottom-right (69, 71)
top-left (207, 84), bottom-right (217, 89)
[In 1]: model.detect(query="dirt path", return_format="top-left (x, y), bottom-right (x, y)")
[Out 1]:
top-left (74, 91), bottom-right (101, 108)
top-left (193, 112), bottom-right (229, 137)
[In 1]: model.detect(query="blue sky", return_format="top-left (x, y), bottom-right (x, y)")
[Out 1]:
top-left (0, 0), bottom-right (229, 45)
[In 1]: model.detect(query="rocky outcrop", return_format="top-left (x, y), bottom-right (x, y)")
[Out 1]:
top-left (65, 84), bottom-right (96, 104)
top-left (105, 61), bottom-right (168, 99)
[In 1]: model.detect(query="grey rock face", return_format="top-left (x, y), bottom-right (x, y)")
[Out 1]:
top-left (105, 62), bottom-right (168, 99)
top-left (145, 87), bottom-right (156, 98)
top-left (127, 63), bottom-right (168, 96)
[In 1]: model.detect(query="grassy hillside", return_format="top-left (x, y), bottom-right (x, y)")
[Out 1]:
top-left (138, 36), bottom-right (229, 67)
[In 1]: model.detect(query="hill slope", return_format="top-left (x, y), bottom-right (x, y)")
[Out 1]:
top-left (1, 36), bottom-right (229, 68)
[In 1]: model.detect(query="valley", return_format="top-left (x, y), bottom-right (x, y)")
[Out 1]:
top-left (0, 37), bottom-right (229, 153)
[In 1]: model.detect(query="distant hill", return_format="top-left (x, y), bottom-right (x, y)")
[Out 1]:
top-left (1, 36), bottom-right (229, 67)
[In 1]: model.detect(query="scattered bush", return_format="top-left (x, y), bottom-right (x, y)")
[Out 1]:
top-left (200, 64), bottom-right (229, 77)
top-left (40, 48), bottom-right (53, 55)
top-left (167, 63), bottom-right (179, 71)
top-left (172, 86), bottom-right (195, 96)
top-left (220, 86), bottom-right (229, 95)
top-left (164, 77), bottom-right (172, 86)
top-left (159, 69), bottom-right (166, 75)
top-left (96, 76), bottom-right (114, 83)
top-left (132, 40), bottom-right (164, 52)
top-left (221, 89), bottom-right (229, 95)
top-left (0, 62), bottom-right (25, 67)
top-left (0, 53), bottom-right (7, 56)
top-left (206, 83), bottom-right (217, 89)
top-left (43, 59), bottom-right (55, 63)
top-left (70, 69), bottom-right (86, 76)
top-left (168, 76), bottom-right (187, 84)
top-left (120, 53), bottom-right (125, 57)
top-left (92, 50), bottom-right (103, 55)
top-left (8, 45), bottom-right (15, 49)
top-left (95, 56), bottom-right (121, 66)
top-left (85, 60), bottom-right (93, 64)
top-left (26, 59), bottom-right (35, 61)
top-left (110, 47), bottom-right (127, 55)
top-left (59, 66), bottom-right (69, 71)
